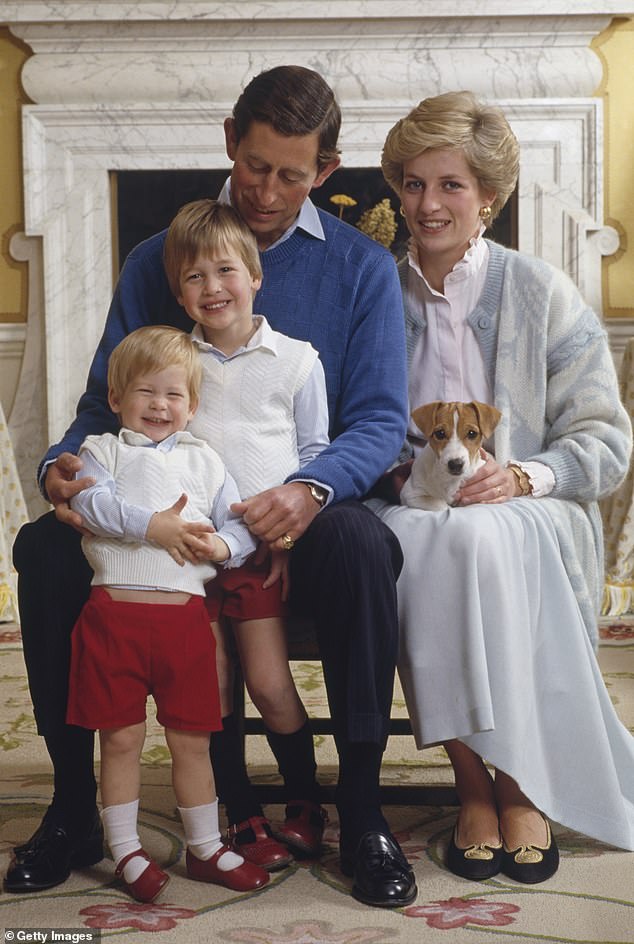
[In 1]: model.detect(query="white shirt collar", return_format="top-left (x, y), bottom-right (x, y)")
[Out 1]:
top-left (218, 178), bottom-right (325, 249)
top-left (191, 315), bottom-right (279, 357)
top-left (406, 223), bottom-right (489, 296)
top-left (118, 428), bottom-right (200, 449)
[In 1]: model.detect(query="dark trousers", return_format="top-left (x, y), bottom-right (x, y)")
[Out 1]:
top-left (13, 511), bottom-right (97, 823)
top-left (289, 500), bottom-right (402, 748)
top-left (13, 500), bottom-right (402, 809)
top-left (13, 511), bottom-right (93, 737)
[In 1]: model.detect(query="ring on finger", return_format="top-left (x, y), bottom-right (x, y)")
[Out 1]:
top-left (281, 533), bottom-right (295, 551)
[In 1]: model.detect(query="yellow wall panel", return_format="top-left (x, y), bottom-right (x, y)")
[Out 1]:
top-left (0, 27), bottom-right (29, 323)
top-left (593, 18), bottom-right (634, 317)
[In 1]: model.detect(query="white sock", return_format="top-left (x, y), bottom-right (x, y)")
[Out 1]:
top-left (102, 800), bottom-right (149, 883)
top-left (178, 800), bottom-right (243, 872)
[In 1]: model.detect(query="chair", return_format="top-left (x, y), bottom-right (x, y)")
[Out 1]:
top-left (233, 618), bottom-right (458, 806)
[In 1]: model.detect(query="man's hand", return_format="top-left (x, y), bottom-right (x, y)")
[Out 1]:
top-left (231, 481), bottom-right (321, 551)
top-left (146, 493), bottom-right (215, 565)
top-left (45, 452), bottom-right (96, 533)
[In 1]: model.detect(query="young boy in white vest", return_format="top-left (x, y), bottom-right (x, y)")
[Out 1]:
top-left (66, 325), bottom-right (270, 901)
top-left (163, 199), bottom-right (330, 870)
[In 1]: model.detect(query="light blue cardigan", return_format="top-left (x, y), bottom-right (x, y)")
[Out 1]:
top-left (398, 240), bottom-right (633, 646)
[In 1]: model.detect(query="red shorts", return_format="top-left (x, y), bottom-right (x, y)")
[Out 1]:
top-left (67, 587), bottom-right (221, 732)
top-left (205, 557), bottom-right (288, 622)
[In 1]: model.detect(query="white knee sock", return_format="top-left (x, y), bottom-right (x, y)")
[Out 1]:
top-left (178, 800), bottom-right (243, 872)
top-left (102, 800), bottom-right (149, 883)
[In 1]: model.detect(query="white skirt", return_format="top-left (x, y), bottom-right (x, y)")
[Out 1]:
top-left (367, 496), bottom-right (634, 851)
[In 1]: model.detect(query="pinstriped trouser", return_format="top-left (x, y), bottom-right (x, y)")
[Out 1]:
top-left (289, 499), bottom-right (403, 747)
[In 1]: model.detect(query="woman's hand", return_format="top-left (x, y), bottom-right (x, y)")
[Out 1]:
top-left (454, 451), bottom-right (520, 505)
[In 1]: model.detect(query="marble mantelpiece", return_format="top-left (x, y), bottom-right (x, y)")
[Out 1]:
top-left (6, 2), bottom-right (633, 105)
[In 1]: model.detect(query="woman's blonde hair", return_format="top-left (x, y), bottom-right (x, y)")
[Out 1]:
top-left (108, 325), bottom-right (202, 406)
top-left (164, 199), bottom-right (262, 297)
top-left (381, 90), bottom-right (520, 225)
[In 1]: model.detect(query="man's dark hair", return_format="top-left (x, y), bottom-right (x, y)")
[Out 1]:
top-left (232, 65), bottom-right (341, 171)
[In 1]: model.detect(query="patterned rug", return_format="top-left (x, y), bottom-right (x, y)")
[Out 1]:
top-left (1, 619), bottom-right (633, 943)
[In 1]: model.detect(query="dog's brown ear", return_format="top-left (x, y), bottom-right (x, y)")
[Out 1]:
top-left (411, 401), bottom-right (444, 437)
top-left (471, 401), bottom-right (502, 438)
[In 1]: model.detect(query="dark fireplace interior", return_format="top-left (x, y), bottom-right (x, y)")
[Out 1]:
top-left (115, 168), bottom-right (517, 273)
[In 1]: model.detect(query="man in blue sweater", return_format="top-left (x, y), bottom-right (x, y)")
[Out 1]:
top-left (8, 66), bottom-right (413, 907)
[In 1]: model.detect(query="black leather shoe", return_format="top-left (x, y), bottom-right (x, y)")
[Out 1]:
top-left (501, 818), bottom-right (559, 884)
top-left (5, 807), bottom-right (104, 892)
top-left (446, 827), bottom-right (503, 881)
top-left (340, 831), bottom-right (417, 908)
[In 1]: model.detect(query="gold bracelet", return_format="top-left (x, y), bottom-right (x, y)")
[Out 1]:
top-left (508, 463), bottom-right (532, 496)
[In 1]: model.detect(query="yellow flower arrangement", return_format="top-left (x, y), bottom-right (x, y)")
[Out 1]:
top-left (329, 193), bottom-right (358, 219)
top-left (356, 198), bottom-right (398, 250)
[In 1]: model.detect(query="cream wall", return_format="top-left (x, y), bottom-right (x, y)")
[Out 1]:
top-left (1, 17), bottom-right (633, 414)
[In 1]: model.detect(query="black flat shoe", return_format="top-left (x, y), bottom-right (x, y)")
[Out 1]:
top-left (5, 807), bottom-right (104, 892)
top-left (446, 827), bottom-right (503, 881)
top-left (340, 831), bottom-right (417, 908)
top-left (501, 817), bottom-right (559, 884)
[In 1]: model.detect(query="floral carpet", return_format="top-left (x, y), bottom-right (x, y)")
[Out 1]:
top-left (1, 619), bottom-right (633, 944)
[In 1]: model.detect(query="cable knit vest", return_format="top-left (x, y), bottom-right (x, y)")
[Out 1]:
top-left (189, 326), bottom-right (318, 499)
top-left (80, 430), bottom-right (226, 594)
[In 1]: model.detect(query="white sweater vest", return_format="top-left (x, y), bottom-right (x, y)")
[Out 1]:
top-left (80, 430), bottom-right (226, 594)
top-left (189, 319), bottom-right (319, 498)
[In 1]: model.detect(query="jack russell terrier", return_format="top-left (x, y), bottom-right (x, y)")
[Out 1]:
top-left (400, 400), bottom-right (502, 511)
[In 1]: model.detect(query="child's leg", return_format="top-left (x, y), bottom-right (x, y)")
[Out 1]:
top-left (233, 618), bottom-right (325, 855)
top-left (207, 619), bottom-right (294, 867)
top-left (166, 728), bottom-right (216, 809)
top-left (166, 728), bottom-right (268, 891)
top-left (208, 619), bottom-right (266, 826)
top-left (235, 616), bottom-right (306, 732)
top-left (100, 722), bottom-right (145, 808)
top-left (100, 723), bottom-right (168, 897)
top-left (211, 619), bottom-right (234, 717)
top-left (166, 726), bottom-right (227, 862)
top-left (234, 617), bottom-right (318, 797)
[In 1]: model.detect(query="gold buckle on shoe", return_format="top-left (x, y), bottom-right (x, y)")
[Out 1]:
top-left (464, 842), bottom-right (503, 862)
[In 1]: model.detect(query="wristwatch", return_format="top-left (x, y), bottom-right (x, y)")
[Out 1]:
top-left (304, 482), bottom-right (328, 507)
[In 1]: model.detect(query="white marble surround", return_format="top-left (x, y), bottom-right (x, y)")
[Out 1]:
top-left (3, 0), bottom-right (634, 513)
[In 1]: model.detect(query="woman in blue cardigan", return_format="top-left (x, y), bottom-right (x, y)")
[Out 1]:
top-left (368, 91), bottom-right (634, 883)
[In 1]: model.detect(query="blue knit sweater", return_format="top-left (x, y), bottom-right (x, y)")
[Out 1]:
top-left (42, 209), bottom-right (408, 501)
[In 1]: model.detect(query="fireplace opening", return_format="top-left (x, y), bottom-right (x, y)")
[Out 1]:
top-left (115, 168), bottom-right (517, 273)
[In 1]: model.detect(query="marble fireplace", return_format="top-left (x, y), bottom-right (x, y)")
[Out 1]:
top-left (4, 0), bottom-right (633, 514)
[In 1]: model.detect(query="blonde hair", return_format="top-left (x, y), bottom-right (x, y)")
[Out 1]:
top-left (108, 325), bottom-right (202, 406)
top-left (163, 199), bottom-right (262, 297)
top-left (381, 90), bottom-right (519, 225)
